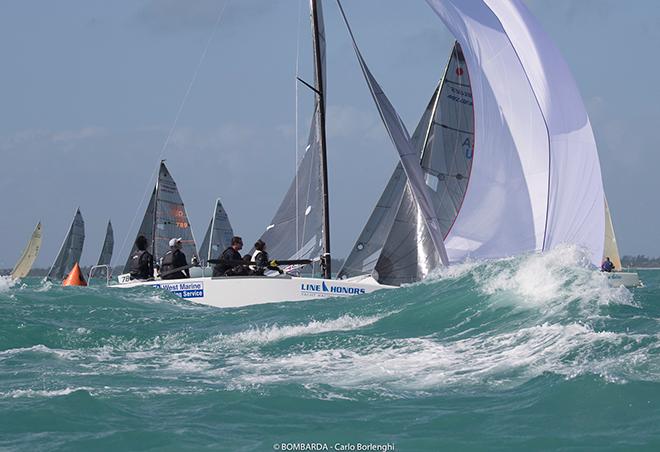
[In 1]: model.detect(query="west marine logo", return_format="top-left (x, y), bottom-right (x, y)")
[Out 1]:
top-left (300, 282), bottom-right (366, 295)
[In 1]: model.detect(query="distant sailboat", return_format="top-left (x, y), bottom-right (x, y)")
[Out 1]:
top-left (603, 197), bottom-right (640, 287)
top-left (97, 220), bottom-right (114, 267)
top-left (47, 209), bottom-right (85, 281)
top-left (10, 222), bottom-right (42, 279)
top-left (123, 161), bottom-right (198, 274)
top-left (198, 198), bottom-right (234, 266)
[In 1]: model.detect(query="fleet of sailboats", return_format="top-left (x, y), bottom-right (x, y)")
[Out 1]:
top-left (8, 1), bottom-right (643, 297)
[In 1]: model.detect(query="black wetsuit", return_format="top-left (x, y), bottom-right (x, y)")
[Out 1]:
top-left (129, 249), bottom-right (153, 280)
top-left (161, 249), bottom-right (189, 279)
top-left (213, 247), bottom-right (241, 277)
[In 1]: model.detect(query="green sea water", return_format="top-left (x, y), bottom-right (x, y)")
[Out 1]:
top-left (1, 247), bottom-right (658, 451)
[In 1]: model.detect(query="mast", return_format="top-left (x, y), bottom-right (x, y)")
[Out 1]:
top-left (152, 161), bottom-right (162, 262)
top-left (310, 0), bottom-right (331, 279)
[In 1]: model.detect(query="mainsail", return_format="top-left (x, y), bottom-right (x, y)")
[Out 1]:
top-left (338, 42), bottom-right (474, 284)
top-left (603, 197), bottom-right (622, 270)
top-left (199, 198), bottom-right (235, 265)
top-left (11, 222), bottom-right (42, 279)
top-left (123, 162), bottom-right (198, 272)
top-left (257, 0), bottom-right (327, 265)
top-left (48, 209), bottom-right (85, 281)
top-left (97, 220), bottom-right (114, 266)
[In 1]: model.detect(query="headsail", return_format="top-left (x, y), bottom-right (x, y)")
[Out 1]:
top-left (123, 162), bottom-right (198, 272)
top-left (337, 1), bottom-right (449, 268)
top-left (199, 198), bottom-right (235, 265)
top-left (97, 220), bottom-right (114, 267)
top-left (603, 197), bottom-right (622, 270)
top-left (338, 42), bottom-right (474, 284)
top-left (11, 222), bottom-right (42, 279)
top-left (48, 209), bottom-right (85, 281)
top-left (257, 0), bottom-right (327, 264)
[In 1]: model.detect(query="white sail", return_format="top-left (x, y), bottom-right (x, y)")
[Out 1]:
top-left (123, 162), bottom-right (198, 272)
top-left (47, 209), bottom-right (85, 281)
top-left (199, 198), bottom-right (235, 265)
top-left (425, 0), bottom-right (605, 265)
top-left (11, 222), bottom-right (42, 279)
top-left (97, 220), bottom-right (114, 267)
top-left (337, 1), bottom-right (449, 267)
top-left (603, 197), bottom-right (622, 271)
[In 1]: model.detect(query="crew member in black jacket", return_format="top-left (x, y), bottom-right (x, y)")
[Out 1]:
top-left (213, 236), bottom-right (243, 276)
top-left (129, 235), bottom-right (153, 280)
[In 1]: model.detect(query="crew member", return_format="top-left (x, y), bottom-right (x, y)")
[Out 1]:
top-left (161, 238), bottom-right (190, 279)
top-left (601, 256), bottom-right (615, 272)
top-left (129, 235), bottom-right (153, 280)
top-left (251, 239), bottom-right (282, 275)
top-left (213, 236), bottom-right (243, 277)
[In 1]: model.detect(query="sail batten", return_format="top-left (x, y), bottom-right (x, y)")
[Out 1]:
top-left (48, 209), bottom-right (85, 281)
top-left (11, 222), bottom-right (42, 279)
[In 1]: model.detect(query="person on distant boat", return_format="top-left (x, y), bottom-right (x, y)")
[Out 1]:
top-left (601, 257), bottom-right (615, 273)
top-left (129, 235), bottom-right (153, 280)
top-left (251, 239), bottom-right (282, 276)
top-left (161, 238), bottom-right (190, 279)
top-left (213, 236), bottom-right (243, 277)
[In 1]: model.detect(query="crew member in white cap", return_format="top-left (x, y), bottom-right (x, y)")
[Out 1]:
top-left (160, 237), bottom-right (190, 279)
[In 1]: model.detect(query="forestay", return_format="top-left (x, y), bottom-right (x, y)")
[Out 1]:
top-left (48, 209), bottom-right (85, 280)
top-left (257, 1), bottom-right (327, 262)
top-left (11, 222), bottom-right (42, 279)
top-left (425, 0), bottom-right (605, 265)
top-left (199, 198), bottom-right (234, 265)
top-left (123, 162), bottom-right (198, 272)
top-left (97, 220), bottom-right (114, 267)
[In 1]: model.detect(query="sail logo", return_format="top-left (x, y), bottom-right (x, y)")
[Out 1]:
top-left (154, 281), bottom-right (204, 299)
top-left (300, 282), bottom-right (366, 295)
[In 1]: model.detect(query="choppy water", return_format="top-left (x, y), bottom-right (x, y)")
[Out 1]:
top-left (1, 246), bottom-right (659, 451)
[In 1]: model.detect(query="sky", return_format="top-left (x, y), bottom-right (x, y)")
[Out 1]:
top-left (1, 0), bottom-right (659, 269)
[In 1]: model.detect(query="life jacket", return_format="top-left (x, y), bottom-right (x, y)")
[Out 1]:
top-left (130, 249), bottom-right (152, 279)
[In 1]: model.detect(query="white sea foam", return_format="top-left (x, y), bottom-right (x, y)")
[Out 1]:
top-left (0, 275), bottom-right (17, 291)
top-left (226, 322), bottom-right (658, 393)
top-left (0, 387), bottom-right (92, 399)
top-left (217, 314), bottom-right (385, 347)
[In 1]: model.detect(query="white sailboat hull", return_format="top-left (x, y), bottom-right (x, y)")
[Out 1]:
top-left (606, 272), bottom-right (641, 288)
top-left (113, 273), bottom-right (394, 308)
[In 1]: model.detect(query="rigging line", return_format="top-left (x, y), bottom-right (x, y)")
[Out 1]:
top-left (118, 0), bottom-right (231, 264)
top-left (295, 0), bottom-right (303, 253)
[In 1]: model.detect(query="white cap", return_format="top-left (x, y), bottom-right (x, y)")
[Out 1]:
top-left (169, 237), bottom-right (182, 247)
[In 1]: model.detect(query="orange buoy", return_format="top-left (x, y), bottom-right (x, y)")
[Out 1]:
top-left (62, 262), bottom-right (87, 287)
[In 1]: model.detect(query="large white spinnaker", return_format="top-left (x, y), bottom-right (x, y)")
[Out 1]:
top-left (337, 0), bottom-right (449, 267)
top-left (425, 0), bottom-right (605, 265)
top-left (48, 209), bottom-right (85, 281)
top-left (11, 222), bottom-right (42, 279)
top-left (199, 198), bottom-right (234, 265)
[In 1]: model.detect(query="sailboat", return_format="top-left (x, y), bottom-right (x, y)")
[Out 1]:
top-left (10, 222), bottom-right (42, 280)
top-left (122, 161), bottom-right (199, 275)
top-left (114, 0), bottom-right (393, 307)
top-left (47, 209), bottom-right (85, 282)
top-left (88, 220), bottom-right (114, 281)
top-left (337, 41), bottom-right (473, 286)
top-left (603, 198), bottom-right (640, 287)
top-left (198, 198), bottom-right (234, 267)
